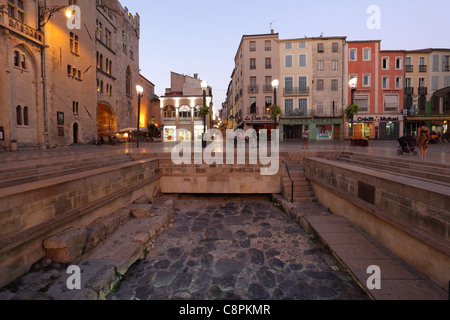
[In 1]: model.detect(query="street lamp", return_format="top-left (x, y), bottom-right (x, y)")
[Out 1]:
top-left (349, 77), bottom-right (358, 137)
top-left (136, 85), bottom-right (144, 149)
top-left (272, 79), bottom-right (279, 130)
top-left (201, 80), bottom-right (208, 148)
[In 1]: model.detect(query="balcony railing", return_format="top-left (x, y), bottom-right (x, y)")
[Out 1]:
top-left (444, 65), bottom-right (450, 72)
top-left (419, 65), bottom-right (428, 73)
top-left (418, 87), bottom-right (428, 95)
top-left (263, 85), bottom-right (274, 93)
top-left (405, 65), bottom-right (413, 73)
top-left (405, 87), bottom-right (414, 95)
top-left (248, 85), bottom-right (259, 93)
top-left (0, 11), bottom-right (44, 45)
top-left (283, 87), bottom-right (310, 95)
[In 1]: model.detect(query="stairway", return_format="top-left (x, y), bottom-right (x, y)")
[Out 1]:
top-left (0, 150), bottom-right (133, 189)
top-left (280, 154), bottom-right (317, 203)
top-left (335, 152), bottom-right (450, 186)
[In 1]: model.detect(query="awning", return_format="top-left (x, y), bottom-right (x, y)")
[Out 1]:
top-left (433, 86), bottom-right (450, 98)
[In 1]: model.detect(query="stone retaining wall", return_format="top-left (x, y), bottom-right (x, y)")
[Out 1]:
top-left (0, 160), bottom-right (160, 288)
top-left (159, 159), bottom-right (282, 194)
top-left (303, 157), bottom-right (450, 290)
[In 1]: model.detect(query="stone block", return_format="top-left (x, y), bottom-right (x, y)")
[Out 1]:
top-left (43, 228), bottom-right (88, 263)
top-left (129, 204), bottom-right (153, 219)
top-left (96, 215), bottom-right (121, 236)
top-left (85, 223), bottom-right (106, 252)
top-left (113, 208), bottom-right (131, 225)
top-left (133, 232), bottom-right (150, 244)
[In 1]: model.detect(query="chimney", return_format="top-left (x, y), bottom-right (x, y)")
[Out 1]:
top-left (194, 73), bottom-right (198, 79)
top-left (271, 29), bottom-right (274, 34)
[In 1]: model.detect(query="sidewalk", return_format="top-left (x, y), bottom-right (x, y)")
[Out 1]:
top-left (2, 140), bottom-right (449, 165)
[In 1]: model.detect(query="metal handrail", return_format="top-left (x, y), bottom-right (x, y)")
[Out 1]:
top-left (282, 160), bottom-right (294, 203)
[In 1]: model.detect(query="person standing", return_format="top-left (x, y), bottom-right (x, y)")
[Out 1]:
top-left (416, 121), bottom-right (431, 160)
top-left (302, 126), bottom-right (310, 150)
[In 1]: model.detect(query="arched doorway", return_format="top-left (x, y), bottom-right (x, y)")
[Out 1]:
top-left (73, 123), bottom-right (79, 144)
top-left (97, 103), bottom-right (117, 138)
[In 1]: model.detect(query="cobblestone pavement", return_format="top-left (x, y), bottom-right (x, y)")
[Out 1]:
top-left (106, 195), bottom-right (369, 300)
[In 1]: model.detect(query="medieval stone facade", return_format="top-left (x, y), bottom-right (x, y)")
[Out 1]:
top-left (0, 0), bottom-right (142, 150)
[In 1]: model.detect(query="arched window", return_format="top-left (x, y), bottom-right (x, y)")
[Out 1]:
top-left (194, 105), bottom-right (202, 119)
top-left (164, 106), bottom-right (175, 119)
top-left (16, 106), bottom-right (22, 125)
top-left (126, 66), bottom-right (131, 95)
top-left (23, 106), bottom-right (29, 125)
top-left (179, 105), bottom-right (191, 119)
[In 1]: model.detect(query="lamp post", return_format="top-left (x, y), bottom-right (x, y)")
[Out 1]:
top-left (272, 79), bottom-right (279, 130)
top-left (349, 77), bottom-right (357, 137)
top-left (136, 85), bottom-right (144, 149)
top-left (201, 80), bottom-right (208, 148)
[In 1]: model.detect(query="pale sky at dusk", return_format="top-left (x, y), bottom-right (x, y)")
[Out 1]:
top-left (120, 0), bottom-right (450, 114)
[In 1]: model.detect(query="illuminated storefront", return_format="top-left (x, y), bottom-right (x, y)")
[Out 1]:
top-left (352, 115), bottom-right (401, 140)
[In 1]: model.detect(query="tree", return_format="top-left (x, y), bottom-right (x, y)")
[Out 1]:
top-left (345, 104), bottom-right (360, 137)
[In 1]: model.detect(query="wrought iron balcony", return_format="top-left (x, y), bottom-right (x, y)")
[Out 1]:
top-left (418, 87), bottom-right (428, 95)
top-left (419, 65), bottom-right (427, 73)
top-left (404, 87), bottom-right (414, 95)
top-left (248, 85), bottom-right (259, 93)
top-left (405, 65), bottom-right (413, 73)
top-left (283, 87), bottom-right (310, 95)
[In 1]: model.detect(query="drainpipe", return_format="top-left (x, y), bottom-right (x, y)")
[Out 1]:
top-left (38, 2), bottom-right (50, 149)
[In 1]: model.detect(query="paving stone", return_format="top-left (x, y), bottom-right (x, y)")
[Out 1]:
top-left (214, 259), bottom-right (244, 276)
top-left (248, 248), bottom-right (265, 265)
top-left (247, 283), bottom-right (270, 300)
top-left (152, 271), bottom-right (177, 288)
top-left (256, 268), bottom-right (276, 288)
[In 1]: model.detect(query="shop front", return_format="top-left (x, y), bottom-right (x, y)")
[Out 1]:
top-left (351, 115), bottom-right (401, 140)
top-left (280, 118), bottom-right (343, 142)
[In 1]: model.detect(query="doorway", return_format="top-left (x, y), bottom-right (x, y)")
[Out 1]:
top-left (73, 123), bottom-right (79, 144)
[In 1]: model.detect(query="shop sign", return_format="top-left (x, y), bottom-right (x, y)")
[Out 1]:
top-left (245, 115), bottom-right (272, 122)
top-left (357, 116), bottom-right (400, 123)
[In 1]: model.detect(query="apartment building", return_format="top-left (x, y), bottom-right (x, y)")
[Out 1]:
top-left (229, 33), bottom-right (280, 135)
top-left (378, 50), bottom-right (405, 139)
top-left (310, 37), bottom-right (346, 141)
top-left (0, 0), bottom-right (146, 150)
top-left (160, 72), bottom-right (213, 142)
top-left (278, 37), bottom-right (313, 141)
top-left (404, 49), bottom-right (450, 136)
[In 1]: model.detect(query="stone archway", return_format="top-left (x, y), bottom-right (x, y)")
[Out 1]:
top-left (97, 103), bottom-right (117, 138)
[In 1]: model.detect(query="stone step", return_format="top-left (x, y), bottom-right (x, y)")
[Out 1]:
top-left (0, 157), bottom-right (132, 189)
top-left (0, 154), bottom-right (131, 180)
top-left (339, 153), bottom-right (450, 175)
top-left (42, 200), bottom-right (175, 300)
top-left (0, 151), bottom-right (131, 173)
top-left (336, 157), bottom-right (450, 185)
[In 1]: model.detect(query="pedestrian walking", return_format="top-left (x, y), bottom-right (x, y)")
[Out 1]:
top-left (416, 121), bottom-right (430, 160)
top-left (302, 126), bottom-right (309, 150)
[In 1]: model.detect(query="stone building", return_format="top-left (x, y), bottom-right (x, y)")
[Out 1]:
top-left (160, 72), bottom-right (213, 142)
top-left (278, 36), bottom-right (346, 142)
top-left (0, 0), bottom-right (143, 150)
top-left (404, 48), bottom-right (450, 136)
top-left (229, 32), bottom-right (280, 135)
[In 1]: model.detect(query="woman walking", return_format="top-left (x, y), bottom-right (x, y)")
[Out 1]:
top-left (416, 121), bottom-right (431, 160)
top-left (302, 126), bottom-right (310, 150)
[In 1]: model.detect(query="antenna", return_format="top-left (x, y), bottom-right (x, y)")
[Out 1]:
top-left (270, 20), bottom-right (276, 33)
